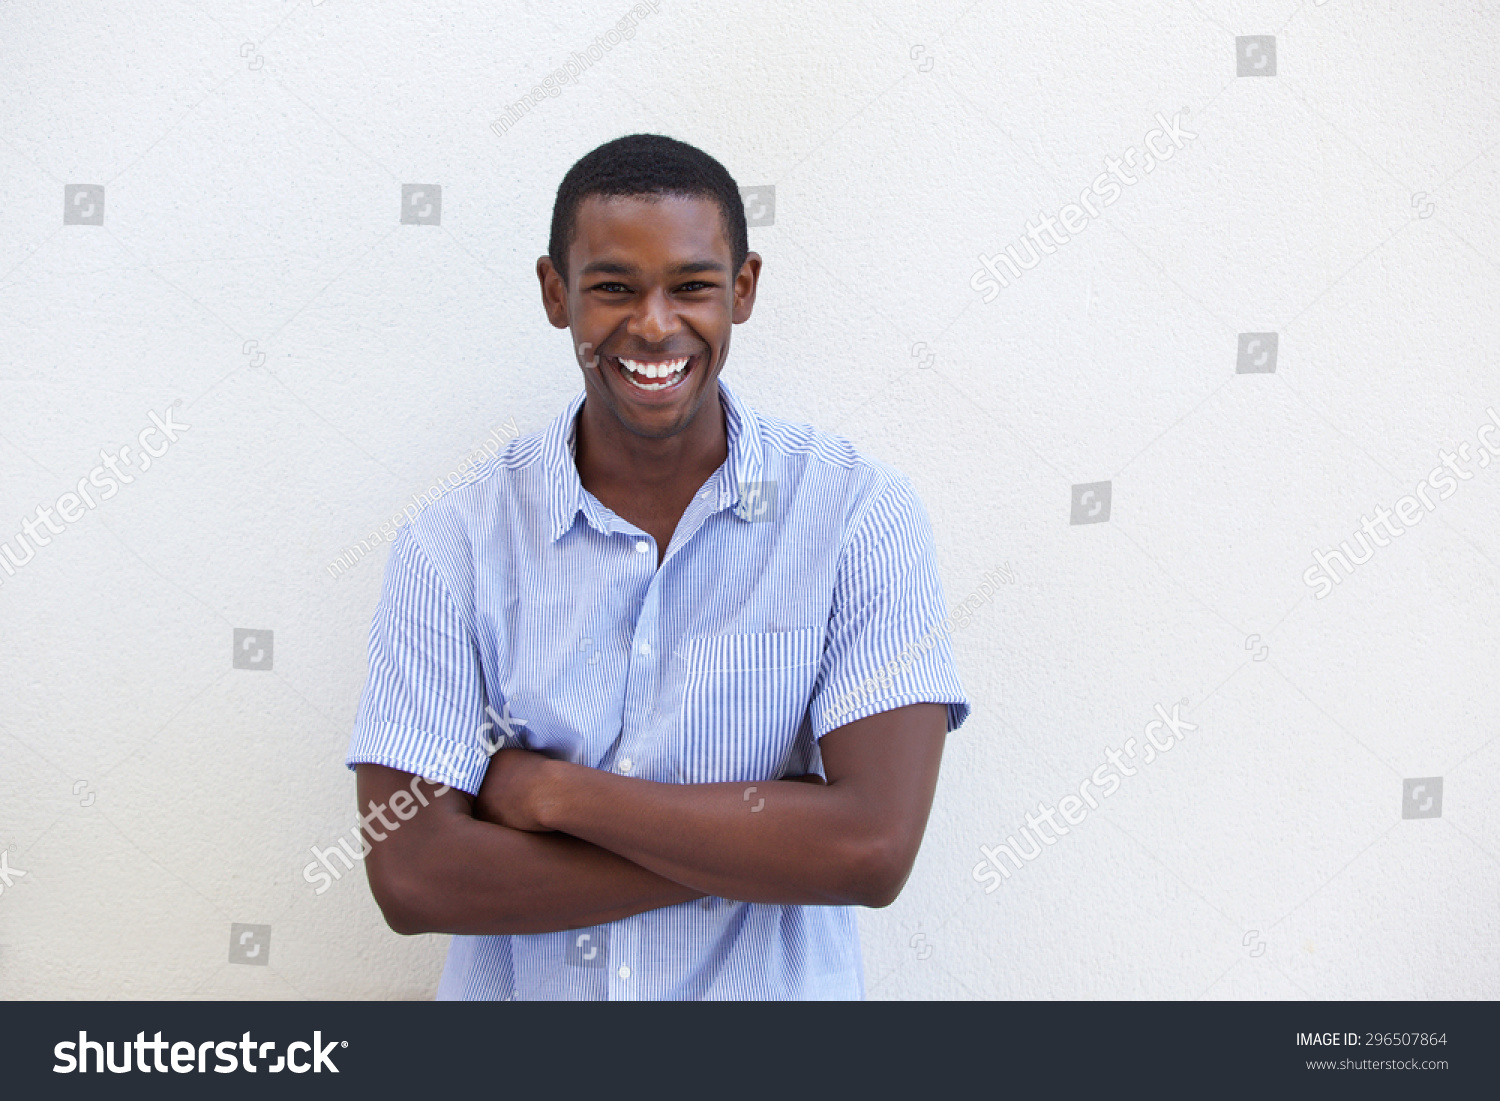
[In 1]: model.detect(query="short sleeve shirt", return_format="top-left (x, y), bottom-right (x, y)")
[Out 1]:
top-left (346, 379), bottom-right (970, 999)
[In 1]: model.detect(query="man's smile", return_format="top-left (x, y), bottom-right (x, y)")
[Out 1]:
top-left (604, 351), bottom-right (702, 396)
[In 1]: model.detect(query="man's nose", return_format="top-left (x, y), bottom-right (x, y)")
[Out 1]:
top-left (628, 287), bottom-right (679, 344)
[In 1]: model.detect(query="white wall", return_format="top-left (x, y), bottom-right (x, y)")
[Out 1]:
top-left (1, 0), bottom-right (1496, 1000)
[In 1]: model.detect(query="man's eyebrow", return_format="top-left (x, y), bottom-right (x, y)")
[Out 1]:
top-left (578, 259), bottom-right (729, 278)
top-left (667, 260), bottom-right (729, 275)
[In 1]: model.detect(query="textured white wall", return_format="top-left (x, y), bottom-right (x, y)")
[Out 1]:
top-left (1, 0), bottom-right (1496, 1000)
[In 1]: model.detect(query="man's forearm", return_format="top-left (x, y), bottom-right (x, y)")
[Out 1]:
top-left (381, 812), bottom-right (703, 934)
top-left (358, 765), bottom-right (702, 936)
top-left (530, 765), bottom-right (899, 907)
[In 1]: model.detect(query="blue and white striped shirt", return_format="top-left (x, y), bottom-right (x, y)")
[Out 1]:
top-left (346, 379), bottom-right (970, 1000)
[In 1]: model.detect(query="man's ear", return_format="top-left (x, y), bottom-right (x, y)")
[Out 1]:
top-left (537, 255), bottom-right (571, 330)
top-left (732, 251), bottom-right (762, 325)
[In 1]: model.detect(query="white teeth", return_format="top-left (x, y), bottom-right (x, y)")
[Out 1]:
top-left (620, 356), bottom-right (690, 379)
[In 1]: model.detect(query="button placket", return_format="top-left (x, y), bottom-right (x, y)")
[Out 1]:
top-left (619, 532), bottom-right (663, 780)
top-left (655, 475), bottom-right (722, 570)
top-left (608, 914), bottom-right (639, 1001)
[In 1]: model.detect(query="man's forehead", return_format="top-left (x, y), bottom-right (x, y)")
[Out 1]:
top-left (570, 193), bottom-right (732, 268)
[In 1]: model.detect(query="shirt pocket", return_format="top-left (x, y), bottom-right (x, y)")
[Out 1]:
top-left (676, 627), bottom-right (823, 784)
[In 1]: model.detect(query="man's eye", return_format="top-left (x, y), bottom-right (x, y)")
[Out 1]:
top-left (592, 283), bottom-right (631, 294)
top-left (677, 281), bottom-right (715, 292)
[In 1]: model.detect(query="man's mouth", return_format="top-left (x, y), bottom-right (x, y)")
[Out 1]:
top-left (609, 353), bottom-right (698, 393)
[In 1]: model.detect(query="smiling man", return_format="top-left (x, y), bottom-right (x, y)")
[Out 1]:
top-left (346, 134), bottom-right (970, 1000)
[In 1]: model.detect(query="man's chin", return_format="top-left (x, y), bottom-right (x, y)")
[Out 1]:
top-left (590, 358), bottom-right (719, 438)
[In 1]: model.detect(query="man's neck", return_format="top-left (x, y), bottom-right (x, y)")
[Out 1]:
top-left (575, 390), bottom-right (729, 503)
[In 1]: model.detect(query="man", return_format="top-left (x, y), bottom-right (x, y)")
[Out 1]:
top-left (347, 134), bottom-right (970, 999)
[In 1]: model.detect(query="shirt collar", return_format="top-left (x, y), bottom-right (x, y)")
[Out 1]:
top-left (546, 378), bottom-right (765, 543)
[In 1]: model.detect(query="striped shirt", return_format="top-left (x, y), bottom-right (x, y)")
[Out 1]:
top-left (346, 378), bottom-right (970, 1000)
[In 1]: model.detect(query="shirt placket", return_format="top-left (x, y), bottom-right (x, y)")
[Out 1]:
top-left (608, 529), bottom-right (662, 1001)
top-left (605, 482), bottom-right (726, 1001)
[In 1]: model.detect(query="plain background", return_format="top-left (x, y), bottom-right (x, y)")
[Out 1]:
top-left (1, 0), bottom-right (1497, 999)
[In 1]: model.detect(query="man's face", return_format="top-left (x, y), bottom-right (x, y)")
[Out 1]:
top-left (539, 193), bottom-right (760, 440)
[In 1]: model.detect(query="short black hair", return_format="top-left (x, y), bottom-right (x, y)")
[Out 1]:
top-left (548, 134), bottom-right (748, 283)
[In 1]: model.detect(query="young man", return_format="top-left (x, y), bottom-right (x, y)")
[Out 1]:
top-left (346, 134), bottom-right (970, 1000)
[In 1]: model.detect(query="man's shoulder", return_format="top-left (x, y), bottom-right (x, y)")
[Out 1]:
top-left (396, 420), bottom-right (554, 546)
top-left (751, 406), bottom-right (918, 517)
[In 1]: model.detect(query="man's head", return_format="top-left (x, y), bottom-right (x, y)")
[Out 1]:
top-left (538, 134), bottom-right (761, 440)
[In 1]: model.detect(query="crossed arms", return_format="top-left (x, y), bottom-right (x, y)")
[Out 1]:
top-left (357, 702), bottom-right (947, 936)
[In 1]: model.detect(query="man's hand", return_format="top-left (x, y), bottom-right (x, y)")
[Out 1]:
top-left (475, 748), bottom-right (560, 832)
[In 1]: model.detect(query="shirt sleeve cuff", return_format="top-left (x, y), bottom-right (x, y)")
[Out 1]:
top-left (345, 720), bottom-right (492, 796)
top-left (812, 692), bottom-right (970, 740)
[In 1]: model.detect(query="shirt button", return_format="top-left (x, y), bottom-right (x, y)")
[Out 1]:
top-left (618, 965), bottom-right (631, 979)
top-left (618, 757), bottom-right (633, 774)
top-left (634, 541), bottom-right (649, 554)
top-left (638, 642), bottom-right (651, 656)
